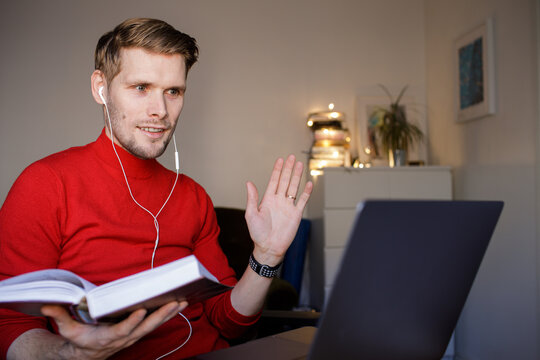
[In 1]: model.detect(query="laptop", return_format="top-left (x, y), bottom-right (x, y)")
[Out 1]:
top-left (194, 200), bottom-right (504, 360)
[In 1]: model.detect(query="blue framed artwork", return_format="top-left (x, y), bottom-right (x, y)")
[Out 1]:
top-left (455, 18), bottom-right (496, 122)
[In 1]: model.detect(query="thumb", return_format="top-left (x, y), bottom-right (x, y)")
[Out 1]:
top-left (41, 305), bottom-right (78, 328)
top-left (245, 181), bottom-right (259, 214)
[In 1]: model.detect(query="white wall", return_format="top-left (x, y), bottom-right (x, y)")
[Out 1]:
top-left (425, 0), bottom-right (539, 359)
top-left (0, 0), bottom-right (426, 208)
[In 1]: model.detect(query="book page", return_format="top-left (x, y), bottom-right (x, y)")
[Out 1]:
top-left (0, 269), bottom-right (96, 292)
top-left (0, 269), bottom-right (97, 317)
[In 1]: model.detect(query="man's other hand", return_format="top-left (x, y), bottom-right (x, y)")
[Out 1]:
top-left (39, 300), bottom-right (187, 359)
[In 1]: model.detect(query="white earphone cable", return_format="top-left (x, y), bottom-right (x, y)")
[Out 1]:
top-left (102, 96), bottom-right (179, 269)
top-left (155, 311), bottom-right (193, 360)
top-left (101, 91), bottom-right (191, 358)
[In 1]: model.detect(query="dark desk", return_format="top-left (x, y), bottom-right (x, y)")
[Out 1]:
top-left (192, 326), bottom-right (317, 360)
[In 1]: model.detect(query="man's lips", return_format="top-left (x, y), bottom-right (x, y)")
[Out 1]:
top-left (139, 126), bottom-right (165, 133)
top-left (137, 126), bottom-right (168, 138)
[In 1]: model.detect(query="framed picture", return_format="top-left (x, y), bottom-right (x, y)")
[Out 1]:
top-left (354, 95), bottom-right (425, 165)
top-left (455, 18), bottom-right (496, 122)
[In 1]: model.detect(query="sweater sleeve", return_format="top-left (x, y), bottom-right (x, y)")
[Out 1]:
top-left (190, 190), bottom-right (260, 339)
top-left (0, 161), bottom-right (65, 357)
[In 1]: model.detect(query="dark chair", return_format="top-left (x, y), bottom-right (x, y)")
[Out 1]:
top-left (214, 207), bottom-right (300, 310)
top-left (214, 207), bottom-right (319, 340)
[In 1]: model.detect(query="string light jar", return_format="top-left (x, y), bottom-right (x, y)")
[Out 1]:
top-left (307, 104), bottom-right (351, 176)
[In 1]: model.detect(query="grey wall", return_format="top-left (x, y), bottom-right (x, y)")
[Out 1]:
top-left (0, 0), bottom-right (427, 208)
top-left (425, 0), bottom-right (539, 359)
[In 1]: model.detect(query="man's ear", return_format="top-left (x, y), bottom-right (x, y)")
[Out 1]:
top-left (91, 70), bottom-right (107, 105)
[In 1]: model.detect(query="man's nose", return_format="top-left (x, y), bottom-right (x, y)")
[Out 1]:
top-left (148, 92), bottom-right (168, 119)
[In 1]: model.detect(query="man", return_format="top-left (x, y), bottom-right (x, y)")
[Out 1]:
top-left (0, 18), bottom-right (312, 359)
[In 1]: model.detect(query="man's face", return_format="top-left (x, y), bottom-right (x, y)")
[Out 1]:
top-left (104, 47), bottom-right (187, 159)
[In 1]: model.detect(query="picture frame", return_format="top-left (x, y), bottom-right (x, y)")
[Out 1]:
top-left (455, 18), bottom-right (496, 122)
top-left (354, 95), bottom-right (425, 165)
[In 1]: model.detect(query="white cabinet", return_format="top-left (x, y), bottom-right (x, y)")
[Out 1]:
top-left (307, 166), bottom-right (452, 310)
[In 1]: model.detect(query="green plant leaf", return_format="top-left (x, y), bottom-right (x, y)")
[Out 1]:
top-left (394, 85), bottom-right (409, 106)
top-left (372, 84), bottom-right (423, 154)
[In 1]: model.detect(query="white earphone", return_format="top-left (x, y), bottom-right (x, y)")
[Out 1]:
top-left (98, 84), bottom-right (180, 268)
top-left (98, 83), bottom-right (190, 358)
top-left (98, 86), bottom-right (106, 104)
top-left (98, 85), bottom-right (178, 170)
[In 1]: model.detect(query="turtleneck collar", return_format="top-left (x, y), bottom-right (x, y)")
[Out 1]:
top-left (91, 128), bottom-right (161, 179)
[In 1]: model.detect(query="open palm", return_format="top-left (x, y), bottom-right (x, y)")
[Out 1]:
top-left (245, 155), bottom-right (313, 265)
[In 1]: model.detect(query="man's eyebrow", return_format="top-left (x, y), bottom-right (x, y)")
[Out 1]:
top-left (125, 79), bottom-right (186, 90)
top-left (170, 85), bottom-right (187, 91)
top-left (123, 78), bottom-right (151, 86)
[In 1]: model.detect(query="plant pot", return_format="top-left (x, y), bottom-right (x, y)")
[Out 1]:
top-left (389, 149), bottom-right (407, 167)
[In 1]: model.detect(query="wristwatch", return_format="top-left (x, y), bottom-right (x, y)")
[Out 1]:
top-left (249, 254), bottom-right (282, 278)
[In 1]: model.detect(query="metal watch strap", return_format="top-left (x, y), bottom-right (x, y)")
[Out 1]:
top-left (248, 254), bottom-right (282, 278)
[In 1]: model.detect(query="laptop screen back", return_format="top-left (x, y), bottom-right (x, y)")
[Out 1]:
top-left (308, 200), bottom-right (503, 360)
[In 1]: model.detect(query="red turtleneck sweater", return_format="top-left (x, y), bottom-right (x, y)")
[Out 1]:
top-left (0, 129), bottom-right (258, 359)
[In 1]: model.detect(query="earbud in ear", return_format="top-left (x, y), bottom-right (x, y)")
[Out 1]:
top-left (98, 86), bottom-right (106, 104)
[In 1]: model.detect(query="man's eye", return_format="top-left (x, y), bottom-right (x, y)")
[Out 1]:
top-left (135, 85), bottom-right (146, 91)
top-left (168, 89), bottom-right (181, 96)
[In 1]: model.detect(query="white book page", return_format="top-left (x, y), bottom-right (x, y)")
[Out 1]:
top-left (0, 269), bottom-right (96, 292)
top-left (0, 269), bottom-right (95, 316)
top-left (0, 280), bottom-right (87, 304)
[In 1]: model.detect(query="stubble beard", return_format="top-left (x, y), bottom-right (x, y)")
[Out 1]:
top-left (106, 101), bottom-right (175, 160)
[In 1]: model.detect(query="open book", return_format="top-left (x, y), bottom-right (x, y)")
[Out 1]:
top-left (0, 255), bottom-right (231, 324)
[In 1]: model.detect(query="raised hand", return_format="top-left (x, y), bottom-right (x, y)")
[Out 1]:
top-left (244, 155), bottom-right (313, 266)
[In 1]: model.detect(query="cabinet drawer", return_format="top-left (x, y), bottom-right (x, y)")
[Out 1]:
top-left (388, 171), bottom-right (452, 199)
top-left (322, 167), bottom-right (452, 207)
top-left (324, 171), bottom-right (390, 208)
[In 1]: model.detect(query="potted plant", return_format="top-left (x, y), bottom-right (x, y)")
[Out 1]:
top-left (371, 85), bottom-right (423, 167)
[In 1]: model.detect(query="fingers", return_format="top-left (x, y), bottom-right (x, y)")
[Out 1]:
top-left (111, 308), bottom-right (148, 338)
top-left (275, 155), bottom-right (296, 196)
top-left (118, 301), bottom-right (187, 349)
top-left (263, 157), bottom-right (284, 199)
top-left (295, 180), bottom-right (314, 210)
top-left (177, 300), bottom-right (189, 312)
top-left (125, 301), bottom-right (182, 340)
top-left (248, 154), bottom-right (311, 211)
top-left (286, 161), bottom-right (304, 200)
top-left (260, 154), bottom-right (309, 200)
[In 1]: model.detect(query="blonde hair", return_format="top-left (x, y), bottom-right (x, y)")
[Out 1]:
top-left (95, 18), bottom-right (199, 83)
